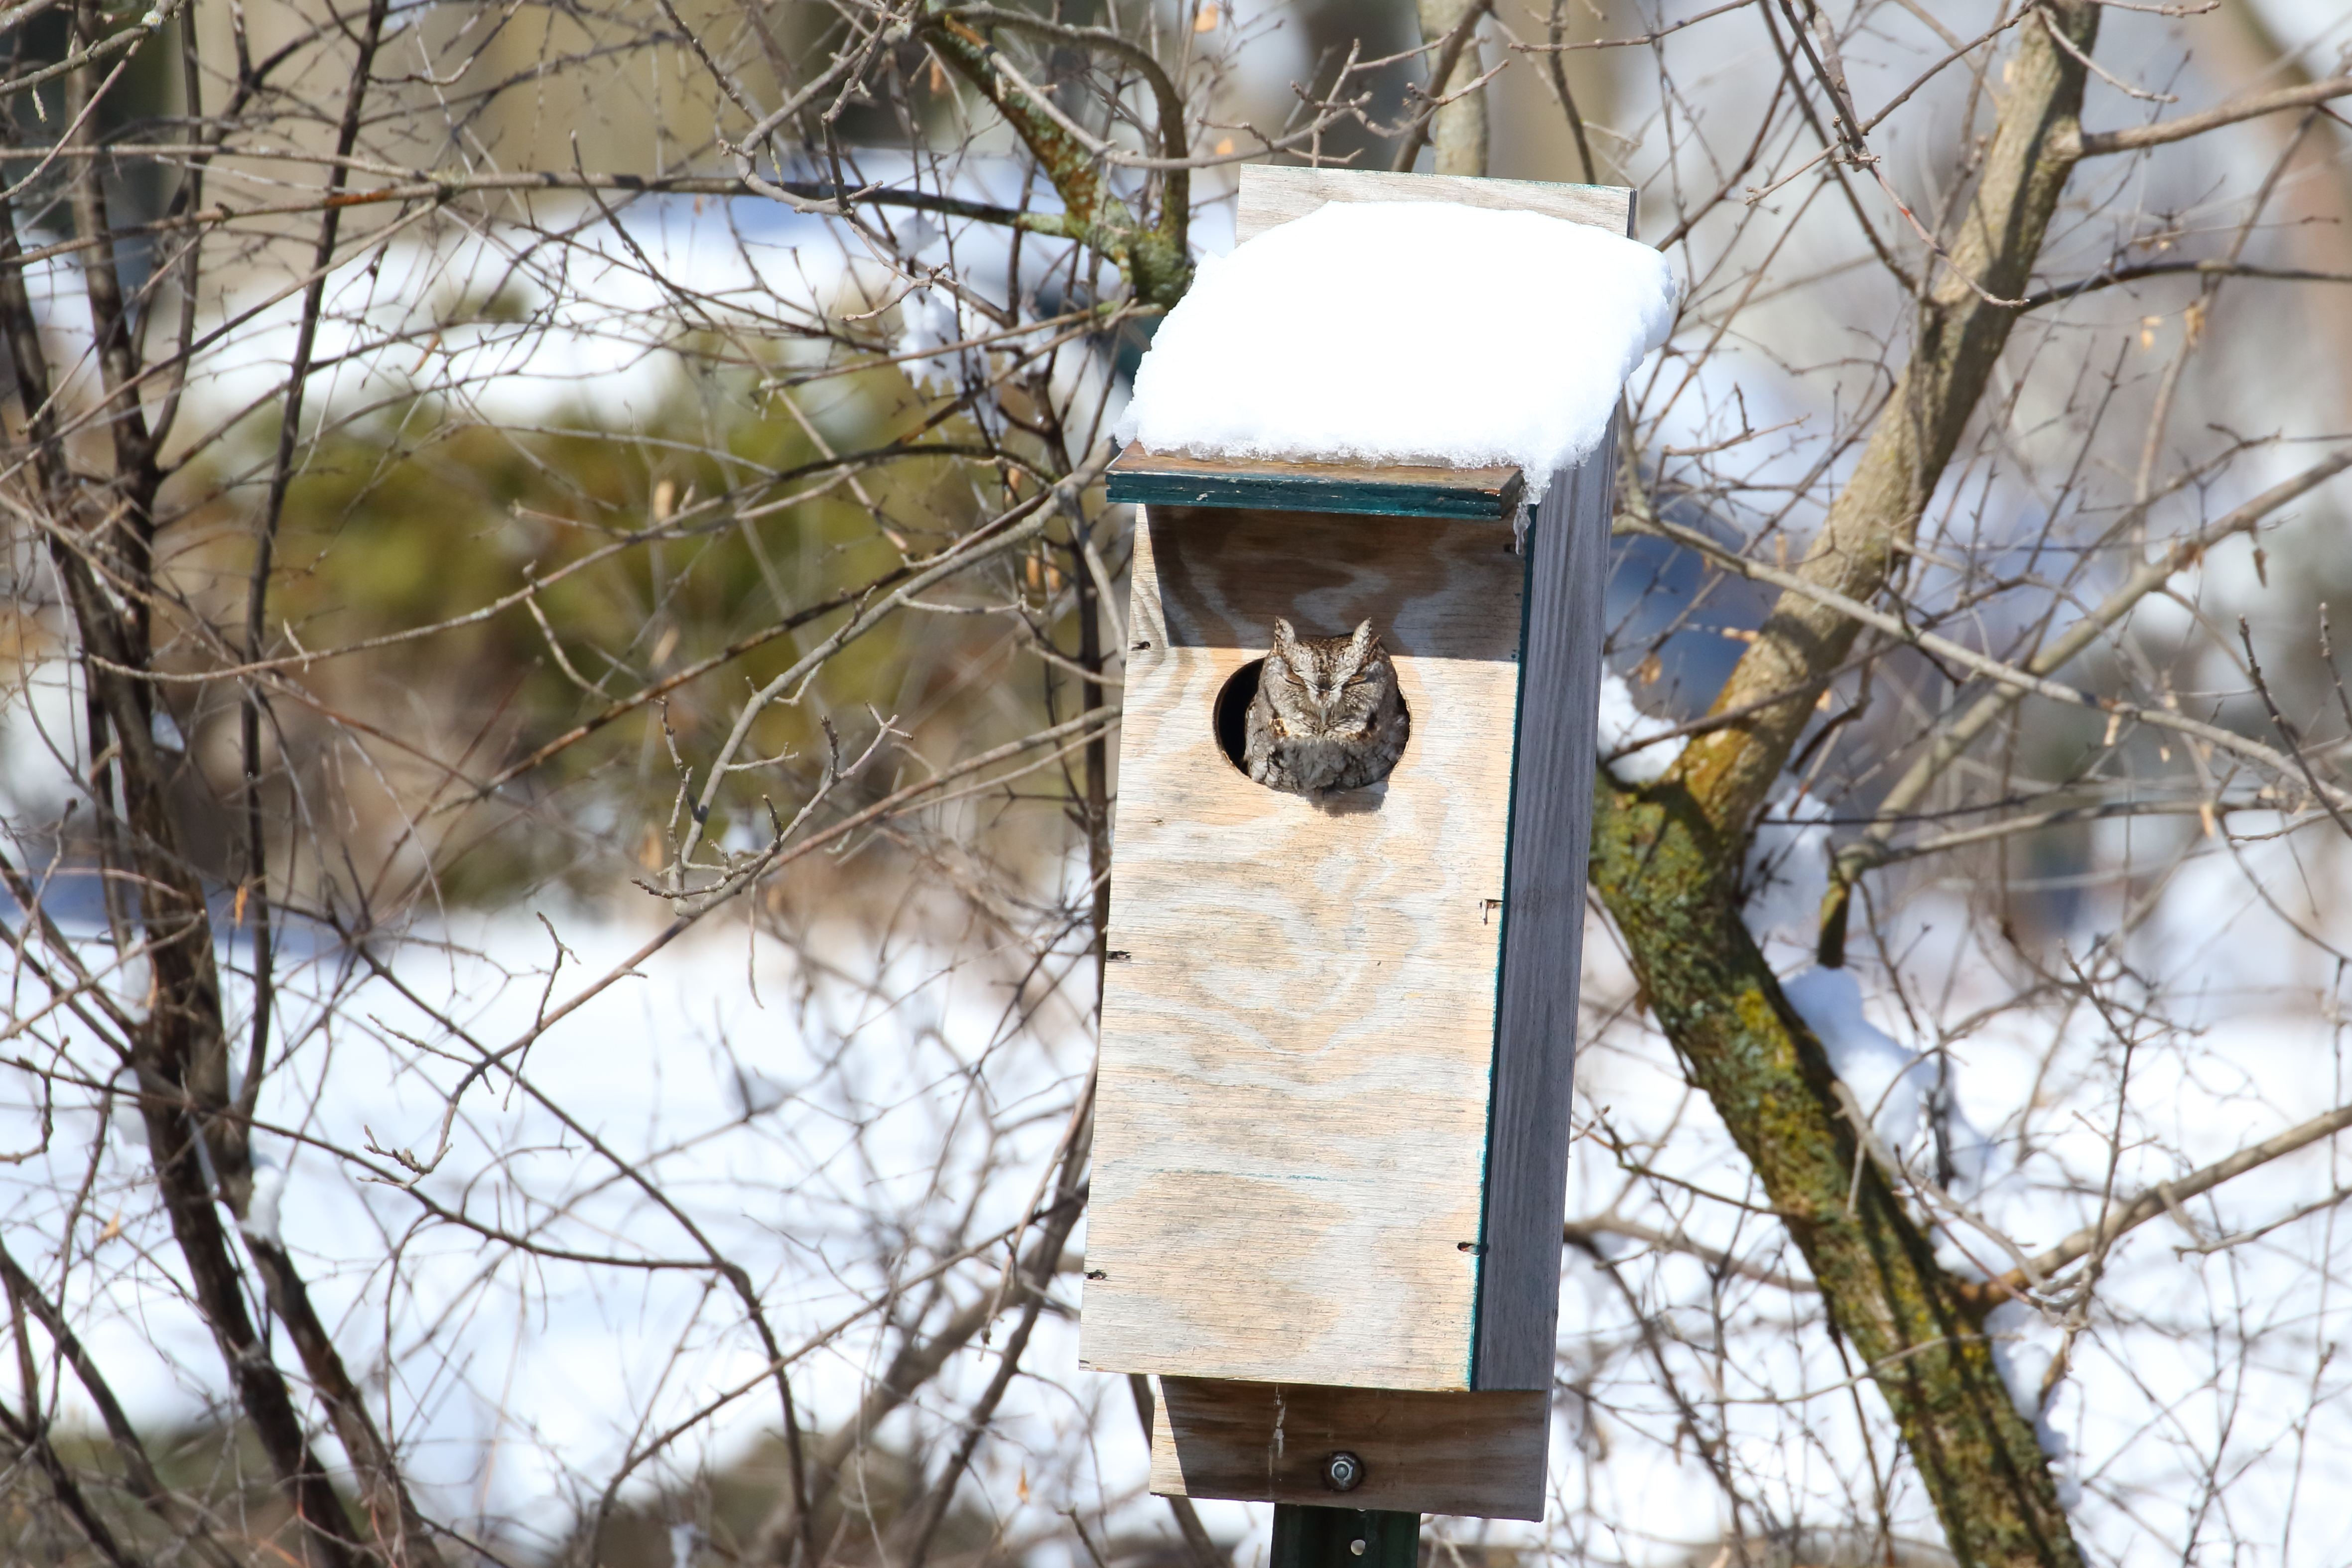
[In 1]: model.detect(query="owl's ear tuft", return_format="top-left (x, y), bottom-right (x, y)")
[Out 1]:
top-left (1271, 617), bottom-right (1298, 651)
top-left (1348, 620), bottom-right (1374, 655)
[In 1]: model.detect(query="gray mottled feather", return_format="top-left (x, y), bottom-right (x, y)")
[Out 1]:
top-left (1243, 617), bottom-right (1410, 793)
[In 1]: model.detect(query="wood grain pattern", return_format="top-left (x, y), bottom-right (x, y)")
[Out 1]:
top-left (1106, 446), bottom-right (1525, 521)
top-left (1082, 506), bottom-right (1528, 1391)
top-left (1148, 1376), bottom-right (1550, 1521)
top-left (1475, 437), bottom-right (1616, 1391)
top-left (1235, 165), bottom-right (1634, 245)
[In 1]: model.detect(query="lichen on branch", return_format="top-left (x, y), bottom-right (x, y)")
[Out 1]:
top-left (1590, 6), bottom-right (2107, 1565)
top-left (918, 6), bottom-right (1193, 311)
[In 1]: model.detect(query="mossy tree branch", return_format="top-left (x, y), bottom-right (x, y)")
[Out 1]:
top-left (1592, 776), bottom-right (2083, 1568)
top-left (1671, 1), bottom-right (2098, 840)
top-left (1589, 6), bottom-right (2104, 1565)
top-left (917, 5), bottom-right (1192, 310)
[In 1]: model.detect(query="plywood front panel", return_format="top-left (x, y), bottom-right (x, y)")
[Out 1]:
top-left (1149, 1377), bottom-right (1551, 1521)
top-left (1081, 507), bottom-right (1526, 1391)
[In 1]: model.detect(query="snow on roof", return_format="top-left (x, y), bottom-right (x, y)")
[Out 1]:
top-left (1114, 199), bottom-right (1677, 500)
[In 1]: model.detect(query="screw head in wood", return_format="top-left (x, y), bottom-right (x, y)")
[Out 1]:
top-left (1323, 1450), bottom-right (1365, 1492)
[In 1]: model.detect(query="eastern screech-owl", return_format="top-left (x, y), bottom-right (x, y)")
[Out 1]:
top-left (1243, 618), bottom-right (1410, 793)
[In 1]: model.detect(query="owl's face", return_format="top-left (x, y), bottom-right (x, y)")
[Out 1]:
top-left (1265, 618), bottom-right (1392, 735)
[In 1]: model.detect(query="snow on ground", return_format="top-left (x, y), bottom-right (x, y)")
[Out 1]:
top-left (10, 605), bottom-right (2352, 1566)
top-left (11, 151), bottom-right (1140, 463)
top-left (1596, 670), bottom-right (1688, 784)
top-left (0, 891), bottom-right (1108, 1547)
top-left (1555, 790), bottom-right (2352, 1563)
top-left (0, 158), bottom-right (1188, 1557)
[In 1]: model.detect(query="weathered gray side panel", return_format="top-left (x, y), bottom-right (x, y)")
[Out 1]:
top-left (1475, 437), bottom-right (1613, 1390)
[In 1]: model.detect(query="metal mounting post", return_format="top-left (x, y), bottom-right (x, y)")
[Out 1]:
top-left (1269, 1504), bottom-right (1421, 1568)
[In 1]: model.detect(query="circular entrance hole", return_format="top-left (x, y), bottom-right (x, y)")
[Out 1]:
top-left (1212, 659), bottom-right (1263, 777)
top-left (1212, 656), bottom-right (1411, 789)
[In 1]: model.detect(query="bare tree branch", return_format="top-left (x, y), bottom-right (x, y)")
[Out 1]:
top-left (2070, 74), bottom-right (2352, 157)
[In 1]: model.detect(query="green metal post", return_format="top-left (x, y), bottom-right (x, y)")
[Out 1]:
top-left (1269, 1504), bottom-right (1420, 1568)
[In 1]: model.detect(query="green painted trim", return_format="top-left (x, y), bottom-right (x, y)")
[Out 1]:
top-left (1105, 467), bottom-right (1524, 520)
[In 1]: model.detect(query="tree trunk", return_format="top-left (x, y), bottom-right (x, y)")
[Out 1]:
top-left (1415, 0), bottom-right (1489, 177)
top-left (1590, 780), bottom-right (2083, 1568)
top-left (1589, 6), bottom-right (2101, 1565)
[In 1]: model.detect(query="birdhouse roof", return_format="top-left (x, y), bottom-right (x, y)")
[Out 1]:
top-left (1111, 197), bottom-right (1676, 504)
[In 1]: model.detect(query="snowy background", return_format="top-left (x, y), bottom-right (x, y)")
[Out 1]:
top-left (6, 0), bottom-right (2352, 1564)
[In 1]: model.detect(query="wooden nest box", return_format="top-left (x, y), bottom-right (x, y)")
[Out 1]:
top-left (1082, 168), bottom-right (1631, 1522)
